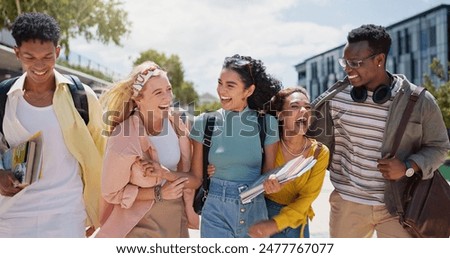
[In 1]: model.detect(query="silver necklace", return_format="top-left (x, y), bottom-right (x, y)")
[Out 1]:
top-left (24, 90), bottom-right (54, 102)
top-left (281, 138), bottom-right (308, 157)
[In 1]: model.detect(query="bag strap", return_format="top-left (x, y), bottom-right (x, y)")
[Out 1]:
top-left (389, 87), bottom-right (426, 155)
top-left (0, 75), bottom-right (89, 136)
top-left (388, 86), bottom-right (426, 223)
top-left (201, 112), bottom-right (267, 186)
top-left (311, 76), bottom-right (350, 108)
top-left (0, 75), bottom-right (89, 148)
top-left (202, 115), bottom-right (216, 189)
top-left (63, 74), bottom-right (89, 125)
top-left (257, 114), bottom-right (266, 169)
top-left (0, 77), bottom-right (19, 138)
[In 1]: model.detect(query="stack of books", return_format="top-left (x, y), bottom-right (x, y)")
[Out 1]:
top-left (1, 132), bottom-right (43, 187)
top-left (240, 155), bottom-right (317, 204)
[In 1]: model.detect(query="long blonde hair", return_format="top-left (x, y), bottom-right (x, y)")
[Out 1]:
top-left (100, 61), bottom-right (162, 136)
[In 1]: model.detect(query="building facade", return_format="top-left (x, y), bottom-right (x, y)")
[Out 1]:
top-left (295, 4), bottom-right (450, 100)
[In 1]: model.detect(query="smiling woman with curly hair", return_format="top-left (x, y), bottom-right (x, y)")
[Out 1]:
top-left (189, 54), bottom-right (282, 238)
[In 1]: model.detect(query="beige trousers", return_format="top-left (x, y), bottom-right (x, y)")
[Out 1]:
top-left (329, 190), bottom-right (411, 238)
top-left (126, 198), bottom-right (189, 238)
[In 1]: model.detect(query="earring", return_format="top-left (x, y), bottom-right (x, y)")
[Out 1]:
top-left (378, 64), bottom-right (381, 67)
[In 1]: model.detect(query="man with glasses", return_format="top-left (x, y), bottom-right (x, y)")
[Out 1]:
top-left (310, 24), bottom-right (449, 237)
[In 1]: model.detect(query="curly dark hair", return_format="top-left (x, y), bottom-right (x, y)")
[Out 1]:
top-left (347, 24), bottom-right (391, 56)
top-left (222, 54), bottom-right (282, 112)
top-left (11, 12), bottom-right (60, 47)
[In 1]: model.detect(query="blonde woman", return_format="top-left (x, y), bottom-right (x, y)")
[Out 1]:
top-left (96, 61), bottom-right (201, 238)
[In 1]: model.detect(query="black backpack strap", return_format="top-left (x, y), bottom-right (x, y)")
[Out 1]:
top-left (202, 114), bottom-right (216, 189)
top-left (0, 77), bottom-right (19, 138)
top-left (257, 114), bottom-right (266, 168)
top-left (63, 74), bottom-right (89, 125)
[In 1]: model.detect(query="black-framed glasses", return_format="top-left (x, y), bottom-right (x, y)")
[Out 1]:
top-left (338, 53), bottom-right (379, 69)
top-left (225, 57), bottom-right (255, 85)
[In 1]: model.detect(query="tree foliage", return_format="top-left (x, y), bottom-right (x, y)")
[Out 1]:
top-left (197, 101), bottom-right (221, 114)
top-left (134, 49), bottom-right (199, 105)
top-left (423, 58), bottom-right (450, 128)
top-left (0, 0), bottom-right (131, 55)
top-left (178, 81), bottom-right (199, 106)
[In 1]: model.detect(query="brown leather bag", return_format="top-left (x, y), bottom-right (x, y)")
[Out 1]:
top-left (397, 171), bottom-right (450, 237)
top-left (384, 86), bottom-right (450, 238)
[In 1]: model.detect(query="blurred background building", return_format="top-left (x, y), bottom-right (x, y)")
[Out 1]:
top-left (295, 4), bottom-right (450, 100)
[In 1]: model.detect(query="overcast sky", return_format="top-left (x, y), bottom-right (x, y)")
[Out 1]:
top-left (71, 0), bottom-right (450, 97)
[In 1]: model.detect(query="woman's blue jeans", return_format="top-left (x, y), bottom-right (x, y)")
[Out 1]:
top-left (201, 178), bottom-right (268, 238)
top-left (266, 198), bottom-right (310, 238)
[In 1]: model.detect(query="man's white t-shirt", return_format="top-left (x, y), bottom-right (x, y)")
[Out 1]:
top-left (0, 95), bottom-right (85, 237)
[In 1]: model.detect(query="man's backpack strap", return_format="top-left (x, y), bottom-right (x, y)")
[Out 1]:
top-left (0, 77), bottom-right (19, 137)
top-left (63, 74), bottom-right (89, 125)
top-left (202, 114), bottom-right (216, 189)
top-left (0, 74), bottom-right (89, 142)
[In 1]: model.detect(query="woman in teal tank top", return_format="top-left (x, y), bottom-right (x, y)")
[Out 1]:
top-left (189, 54), bottom-right (282, 237)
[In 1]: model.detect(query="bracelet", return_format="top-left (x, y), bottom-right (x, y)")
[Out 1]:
top-left (154, 185), bottom-right (162, 202)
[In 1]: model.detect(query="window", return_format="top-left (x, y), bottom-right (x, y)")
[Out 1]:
top-left (330, 56), bottom-right (335, 74)
top-left (311, 62), bottom-right (318, 78)
top-left (326, 56), bottom-right (334, 74)
top-left (420, 29), bottom-right (428, 51)
top-left (392, 57), bottom-right (397, 73)
top-left (404, 28), bottom-right (410, 53)
top-left (429, 25), bottom-right (436, 47)
top-left (298, 71), bottom-right (306, 81)
top-left (397, 31), bottom-right (403, 55)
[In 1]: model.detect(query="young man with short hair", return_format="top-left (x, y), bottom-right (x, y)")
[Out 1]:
top-left (312, 24), bottom-right (450, 237)
top-left (0, 12), bottom-right (105, 237)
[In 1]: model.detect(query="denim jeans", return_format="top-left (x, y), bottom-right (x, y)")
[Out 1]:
top-left (266, 198), bottom-right (310, 238)
top-left (201, 178), bottom-right (268, 238)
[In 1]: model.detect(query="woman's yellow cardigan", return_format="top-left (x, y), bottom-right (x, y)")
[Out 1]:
top-left (265, 139), bottom-right (329, 232)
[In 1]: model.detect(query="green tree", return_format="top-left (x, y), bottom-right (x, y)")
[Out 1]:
top-left (423, 58), bottom-right (450, 128)
top-left (0, 0), bottom-right (131, 55)
top-left (178, 81), bottom-right (199, 106)
top-left (134, 49), bottom-right (199, 105)
top-left (197, 101), bottom-right (221, 114)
